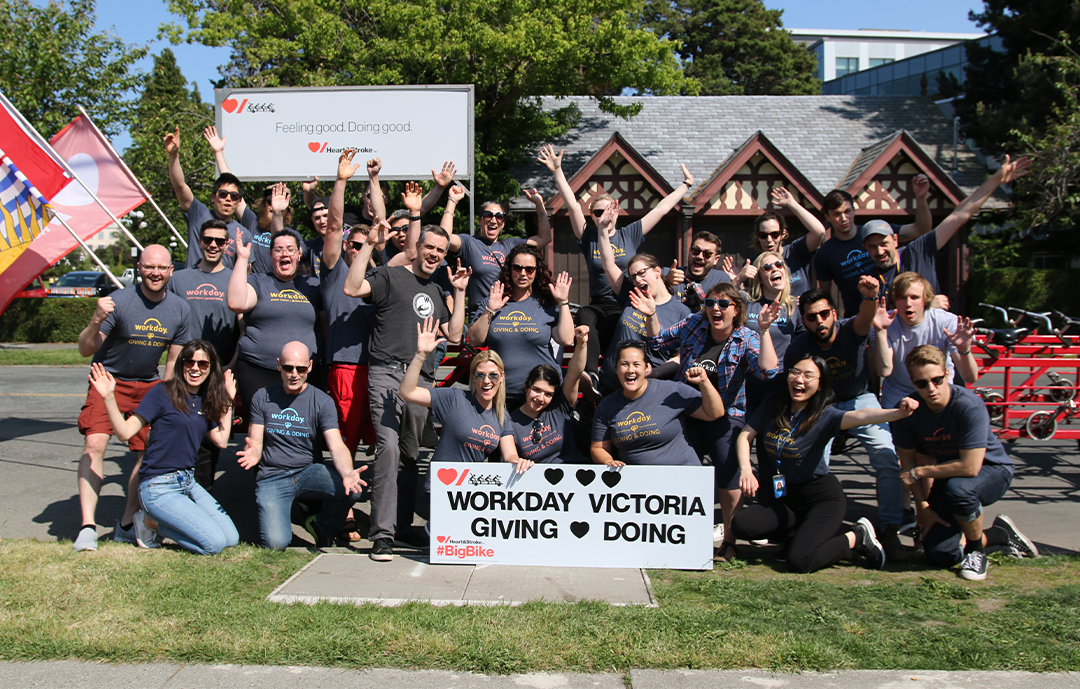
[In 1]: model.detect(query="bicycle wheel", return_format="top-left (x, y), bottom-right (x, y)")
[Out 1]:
top-left (1049, 385), bottom-right (1076, 403)
top-left (1025, 411), bottom-right (1057, 441)
top-left (980, 392), bottom-right (1004, 423)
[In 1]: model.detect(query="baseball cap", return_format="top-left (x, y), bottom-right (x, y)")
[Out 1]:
top-left (860, 219), bottom-right (894, 242)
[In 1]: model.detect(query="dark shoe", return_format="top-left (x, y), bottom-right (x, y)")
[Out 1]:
top-left (582, 372), bottom-right (602, 402)
top-left (959, 549), bottom-right (988, 581)
top-left (880, 524), bottom-right (911, 564)
top-left (713, 541), bottom-right (738, 563)
top-left (993, 514), bottom-right (1039, 558)
top-left (370, 538), bottom-right (394, 562)
top-left (851, 517), bottom-right (885, 570)
top-left (393, 528), bottom-right (429, 549)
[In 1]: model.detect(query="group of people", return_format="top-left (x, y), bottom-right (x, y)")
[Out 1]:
top-left (68, 128), bottom-right (1040, 582)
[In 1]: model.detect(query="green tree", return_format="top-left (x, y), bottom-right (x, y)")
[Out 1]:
top-left (162, 0), bottom-right (685, 206)
top-left (0, 0), bottom-right (146, 138)
top-left (644, 0), bottom-right (818, 96)
top-left (123, 48), bottom-right (215, 259)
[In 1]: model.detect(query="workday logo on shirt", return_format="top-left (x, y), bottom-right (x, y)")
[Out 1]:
top-left (493, 310), bottom-right (539, 334)
top-left (186, 283), bottom-right (226, 301)
top-left (269, 289), bottom-right (310, 304)
top-left (267, 407), bottom-right (310, 438)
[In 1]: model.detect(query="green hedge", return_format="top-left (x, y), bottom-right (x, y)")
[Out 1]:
top-left (0, 298), bottom-right (98, 343)
top-left (967, 268), bottom-right (1077, 316)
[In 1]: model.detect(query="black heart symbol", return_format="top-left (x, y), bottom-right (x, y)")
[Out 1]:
top-left (570, 521), bottom-right (590, 538)
top-left (601, 470), bottom-right (622, 488)
top-left (576, 469), bottom-right (595, 486)
top-left (544, 468), bottom-right (564, 485)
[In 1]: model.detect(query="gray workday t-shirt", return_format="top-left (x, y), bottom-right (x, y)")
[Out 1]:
top-left (167, 266), bottom-right (237, 361)
top-left (237, 273), bottom-right (322, 369)
top-left (485, 296), bottom-right (560, 397)
top-left (184, 198), bottom-right (250, 269)
top-left (892, 385), bottom-right (1013, 467)
top-left (321, 258), bottom-right (374, 366)
top-left (592, 379), bottom-right (702, 466)
top-left (580, 220), bottom-right (644, 301)
top-left (367, 265), bottom-right (450, 378)
top-left (503, 391), bottom-right (585, 464)
top-left (455, 234), bottom-right (526, 317)
top-left (429, 387), bottom-right (504, 464)
top-left (93, 285), bottom-right (191, 381)
top-left (250, 383), bottom-right (339, 480)
top-left (600, 295), bottom-right (689, 391)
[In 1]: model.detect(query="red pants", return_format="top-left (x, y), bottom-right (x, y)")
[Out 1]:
top-left (327, 364), bottom-right (375, 453)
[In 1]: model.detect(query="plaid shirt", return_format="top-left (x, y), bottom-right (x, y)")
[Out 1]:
top-left (649, 314), bottom-right (780, 418)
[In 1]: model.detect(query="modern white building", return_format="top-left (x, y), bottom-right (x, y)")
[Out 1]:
top-left (789, 28), bottom-right (985, 82)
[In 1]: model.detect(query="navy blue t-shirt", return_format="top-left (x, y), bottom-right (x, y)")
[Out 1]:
top-left (893, 385), bottom-right (1013, 467)
top-left (814, 230), bottom-right (888, 317)
top-left (748, 402), bottom-right (845, 486)
top-left (133, 383), bottom-right (215, 480)
top-left (502, 391), bottom-right (585, 464)
top-left (785, 317), bottom-right (868, 402)
top-left (320, 257), bottom-right (374, 365)
top-left (873, 231), bottom-right (940, 302)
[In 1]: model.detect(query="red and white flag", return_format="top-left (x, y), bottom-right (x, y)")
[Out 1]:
top-left (0, 114), bottom-right (148, 311)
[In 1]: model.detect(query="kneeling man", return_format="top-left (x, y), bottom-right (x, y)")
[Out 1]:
top-left (893, 345), bottom-right (1038, 581)
top-left (238, 341), bottom-right (366, 549)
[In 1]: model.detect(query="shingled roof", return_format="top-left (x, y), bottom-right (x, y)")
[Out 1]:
top-left (510, 95), bottom-right (997, 212)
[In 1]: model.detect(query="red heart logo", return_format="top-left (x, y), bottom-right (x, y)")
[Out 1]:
top-left (437, 535), bottom-right (448, 543)
top-left (437, 467), bottom-right (457, 485)
top-left (307, 142), bottom-right (321, 153)
top-left (222, 98), bottom-right (238, 113)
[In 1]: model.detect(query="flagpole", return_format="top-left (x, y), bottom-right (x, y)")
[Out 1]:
top-left (0, 92), bottom-right (145, 252)
top-left (77, 106), bottom-right (187, 249)
top-left (51, 214), bottom-right (123, 288)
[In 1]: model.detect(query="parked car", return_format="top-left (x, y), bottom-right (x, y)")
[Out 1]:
top-left (46, 271), bottom-right (119, 298)
top-left (13, 278), bottom-right (47, 299)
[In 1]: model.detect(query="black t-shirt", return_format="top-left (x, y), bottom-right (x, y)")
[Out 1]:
top-left (785, 317), bottom-right (868, 402)
top-left (893, 385), bottom-right (1013, 467)
top-left (367, 266), bottom-right (450, 377)
top-left (748, 402), bottom-right (845, 486)
top-left (133, 383), bottom-right (215, 480)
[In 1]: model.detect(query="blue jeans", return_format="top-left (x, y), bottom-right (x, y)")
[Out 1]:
top-left (923, 462), bottom-right (1014, 568)
top-left (255, 463), bottom-right (358, 550)
top-left (826, 392), bottom-right (903, 527)
top-left (139, 469), bottom-right (239, 555)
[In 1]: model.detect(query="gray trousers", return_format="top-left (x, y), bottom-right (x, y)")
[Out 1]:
top-left (367, 364), bottom-right (431, 542)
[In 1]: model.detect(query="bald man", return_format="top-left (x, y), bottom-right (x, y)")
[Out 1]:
top-left (237, 341), bottom-right (366, 550)
top-left (74, 245), bottom-right (192, 551)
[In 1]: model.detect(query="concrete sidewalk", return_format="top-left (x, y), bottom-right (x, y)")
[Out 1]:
top-left (1, 662), bottom-right (1078, 689)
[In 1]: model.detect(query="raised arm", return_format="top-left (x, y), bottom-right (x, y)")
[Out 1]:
top-left (538, 145), bottom-right (586, 239)
top-left (549, 271), bottom-right (574, 346)
top-left (226, 229), bottom-right (257, 312)
top-left (871, 298), bottom-right (896, 377)
top-left (445, 265), bottom-right (471, 344)
top-left (686, 366), bottom-right (725, 421)
top-left (523, 188), bottom-right (552, 248)
top-left (561, 325), bottom-right (590, 402)
top-left (399, 318), bottom-right (444, 408)
top-left (853, 275), bottom-right (880, 337)
top-left (88, 363), bottom-right (146, 441)
top-left (400, 181), bottom-right (431, 261)
top-left (753, 301), bottom-right (782, 374)
top-left (945, 316), bottom-right (980, 384)
top-left (205, 370), bottom-right (237, 449)
top-left (933, 155), bottom-right (1032, 250)
top-left (78, 296), bottom-right (113, 358)
top-left (301, 176), bottom-right (319, 209)
top-left (467, 280), bottom-right (509, 346)
top-left (897, 174), bottom-right (931, 241)
top-left (596, 201), bottom-right (624, 295)
top-left (770, 187), bottom-right (826, 252)
top-left (164, 126), bottom-right (194, 212)
top-left (419, 161), bottom-right (455, 215)
top-left (639, 163), bottom-right (693, 235)
top-left (268, 182), bottom-right (289, 234)
top-left (343, 219), bottom-right (386, 298)
top-left (841, 397), bottom-right (918, 430)
top-left (439, 184), bottom-right (465, 253)
top-left (365, 157), bottom-right (386, 223)
top-left (323, 149), bottom-right (363, 272)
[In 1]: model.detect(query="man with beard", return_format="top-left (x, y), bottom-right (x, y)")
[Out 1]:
top-left (786, 280), bottom-right (909, 562)
top-left (861, 155), bottom-right (1031, 309)
top-left (73, 245), bottom-right (192, 551)
top-left (167, 219), bottom-right (240, 489)
top-left (345, 220), bottom-right (470, 562)
top-left (662, 231), bottom-right (732, 313)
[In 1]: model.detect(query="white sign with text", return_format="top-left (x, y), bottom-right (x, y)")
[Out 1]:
top-left (214, 85), bottom-right (474, 181)
top-left (430, 463), bottom-right (714, 570)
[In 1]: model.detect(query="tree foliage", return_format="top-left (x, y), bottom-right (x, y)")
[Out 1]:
top-left (161, 0), bottom-right (686, 204)
top-left (0, 0), bottom-right (146, 138)
top-left (123, 48), bottom-right (215, 257)
top-left (644, 0), bottom-right (818, 96)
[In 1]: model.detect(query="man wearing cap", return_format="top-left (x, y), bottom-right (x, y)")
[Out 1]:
top-left (862, 155), bottom-right (1031, 308)
top-left (814, 175), bottom-right (931, 317)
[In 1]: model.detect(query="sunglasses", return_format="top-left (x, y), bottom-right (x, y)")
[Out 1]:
top-left (703, 298), bottom-right (733, 310)
top-left (690, 246), bottom-right (715, 259)
top-left (757, 230), bottom-right (783, 241)
top-left (591, 209), bottom-right (608, 218)
top-left (473, 371), bottom-right (501, 382)
top-left (511, 263), bottom-right (536, 275)
top-left (760, 260), bottom-right (785, 271)
top-left (531, 419), bottom-right (543, 445)
top-left (201, 236), bottom-right (228, 246)
top-left (280, 364), bottom-right (309, 374)
top-left (913, 375), bottom-right (947, 389)
top-left (480, 210), bottom-right (507, 221)
top-left (803, 308), bottom-right (832, 323)
top-left (349, 241), bottom-right (366, 251)
top-left (215, 190), bottom-right (242, 202)
top-left (182, 359), bottom-right (210, 372)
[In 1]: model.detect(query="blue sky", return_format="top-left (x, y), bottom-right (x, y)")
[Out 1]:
top-left (89, 0), bottom-right (987, 149)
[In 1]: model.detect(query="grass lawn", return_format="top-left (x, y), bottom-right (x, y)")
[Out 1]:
top-left (1, 539), bottom-right (1077, 672)
top-left (0, 349), bottom-right (91, 366)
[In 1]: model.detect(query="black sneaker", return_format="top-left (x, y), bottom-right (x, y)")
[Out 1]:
top-left (993, 515), bottom-right (1039, 559)
top-left (851, 517), bottom-right (885, 570)
top-left (880, 524), bottom-right (911, 564)
top-left (394, 528), bottom-right (430, 549)
top-left (959, 549), bottom-right (988, 581)
top-left (370, 537), bottom-right (394, 562)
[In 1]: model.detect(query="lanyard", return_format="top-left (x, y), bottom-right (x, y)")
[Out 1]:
top-left (877, 254), bottom-right (900, 295)
top-left (774, 411), bottom-right (804, 469)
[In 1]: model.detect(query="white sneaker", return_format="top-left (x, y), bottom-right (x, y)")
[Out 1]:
top-left (713, 523), bottom-right (725, 547)
top-left (959, 549), bottom-right (988, 581)
top-left (133, 510), bottom-right (161, 549)
top-left (73, 526), bottom-right (98, 552)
